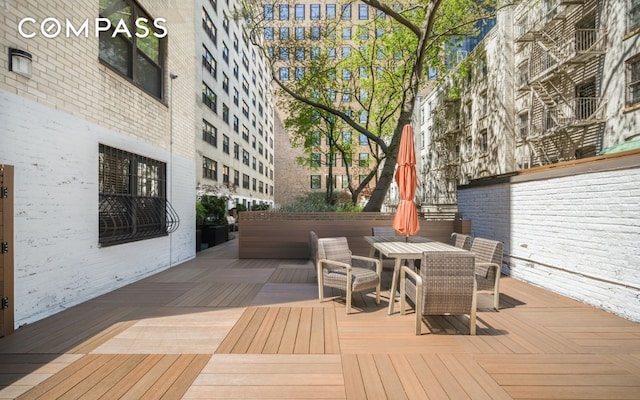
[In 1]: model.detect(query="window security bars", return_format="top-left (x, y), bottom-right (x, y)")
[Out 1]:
top-left (99, 145), bottom-right (178, 246)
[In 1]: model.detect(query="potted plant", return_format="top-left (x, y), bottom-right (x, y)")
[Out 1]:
top-left (197, 195), bottom-right (229, 247)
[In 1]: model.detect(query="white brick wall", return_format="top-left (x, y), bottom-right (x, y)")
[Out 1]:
top-left (0, 0), bottom-right (197, 327)
top-left (458, 164), bottom-right (640, 322)
top-left (0, 90), bottom-right (196, 326)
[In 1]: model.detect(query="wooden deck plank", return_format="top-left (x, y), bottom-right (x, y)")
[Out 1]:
top-left (247, 307), bottom-right (280, 354)
top-left (294, 308), bottom-right (313, 354)
top-left (262, 307), bottom-right (291, 354)
top-left (232, 307), bottom-right (269, 354)
top-left (279, 307), bottom-right (302, 354)
top-left (157, 354), bottom-right (210, 400)
top-left (388, 354), bottom-right (430, 400)
top-left (357, 354), bottom-right (387, 399)
top-left (3, 244), bottom-right (640, 400)
top-left (214, 307), bottom-right (257, 354)
top-left (15, 354), bottom-right (106, 399)
top-left (373, 354), bottom-right (408, 400)
top-left (323, 306), bottom-right (340, 354)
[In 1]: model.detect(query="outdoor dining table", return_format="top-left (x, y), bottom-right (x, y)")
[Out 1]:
top-left (364, 236), bottom-right (470, 315)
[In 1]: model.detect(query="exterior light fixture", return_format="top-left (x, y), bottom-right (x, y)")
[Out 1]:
top-left (9, 48), bottom-right (32, 78)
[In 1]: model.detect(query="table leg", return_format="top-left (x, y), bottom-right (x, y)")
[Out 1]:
top-left (387, 257), bottom-right (403, 315)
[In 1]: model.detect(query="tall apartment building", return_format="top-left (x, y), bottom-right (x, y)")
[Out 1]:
top-left (265, 1), bottom-right (386, 207)
top-left (0, 0), bottom-right (197, 330)
top-left (417, 0), bottom-right (639, 209)
top-left (198, 0), bottom-right (276, 210)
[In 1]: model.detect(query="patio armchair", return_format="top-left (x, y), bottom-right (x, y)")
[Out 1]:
top-left (449, 232), bottom-right (472, 250)
top-left (469, 237), bottom-right (503, 310)
top-left (311, 232), bottom-right (382, 314)
top-left (400, 251), bottom-right (477, 335)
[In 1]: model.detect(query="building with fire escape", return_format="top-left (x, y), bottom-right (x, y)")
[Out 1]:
top-left (416, 0), bottom-right (640, 210)
top-left (514, 0), bottom-right (608, 167)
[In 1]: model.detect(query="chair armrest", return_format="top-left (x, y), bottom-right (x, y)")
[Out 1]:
top-left (318, 258), bottom-right (352, 271)
top-left (475, 262), bottom-right (500, 278)
top-left (351, 255), bottom-right (382, 275)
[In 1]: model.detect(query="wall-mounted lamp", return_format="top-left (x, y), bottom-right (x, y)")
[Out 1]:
top-left (9, 48), bottom-right (32, 78)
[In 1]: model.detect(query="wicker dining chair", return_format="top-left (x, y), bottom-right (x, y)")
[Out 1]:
top-left (312, 234), bottom-right (382, 314)
top-left (449, 232), bottom-right (472, 250)
top-left (400, 251), bottom-right (477, 335)
top-left (469, 237), bottom-right (503, 310)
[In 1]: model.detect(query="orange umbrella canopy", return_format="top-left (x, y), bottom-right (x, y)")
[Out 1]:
top-left (392, 124), bottom-right (420, 236)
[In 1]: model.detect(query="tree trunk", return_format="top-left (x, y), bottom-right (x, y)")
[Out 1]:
top-left (363, 109), bottom-right (415, 211)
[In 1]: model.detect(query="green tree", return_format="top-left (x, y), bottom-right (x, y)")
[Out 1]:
top-left (240, 0), bottom-right (496, 210)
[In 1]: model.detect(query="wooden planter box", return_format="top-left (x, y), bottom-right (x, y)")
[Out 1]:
top-left (199, 224), bottom-right (229, 248)
top-left (238, 212), bottom-right (471, 259)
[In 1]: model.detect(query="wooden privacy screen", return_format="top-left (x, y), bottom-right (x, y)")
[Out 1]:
top-left (238, 212), bottom-right (471, 259)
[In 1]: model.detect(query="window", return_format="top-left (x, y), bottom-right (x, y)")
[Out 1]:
top-left (311, 4), bottom-right (320, 20)
top-left (252, 178), bottom-right (257, 191)
top-left (242, 174), bottom-right (250, 189)
top-left (223, 135), bottom-right (229, 153)
top-left (279, 4), bottom-right (289, 20)
top-left (279, 27), bottom-right (289, 40)
top-left (295, 47), bottom-right (305, 60)
top-left (630, 0), bottom-right (640, 32)
top-left (359, 153), bottom-right (369, 167)
top-left (222, 103), bottom-right (229, 123)
top-left (517, 112), bottom-right (529, 140)
top-left (233, 115), bottom-right (239, 132)
top-left (342, 47), bottom-right (351, 58)
top-left (342, 4), bottom-right (351, 19)
top-left (202, 82), bottom-right (217, 112)
top-left (223, 12), bottom-right (229, 33)
top-left (342, 27), bottom-right (352, 40)
top-left (201, 8), bottom-right (217, 45)
top-left (264, 27), bottom-right (274, 40)
top-left (295, 4), bottom-right (305, 20)
top-left (310, 26), bottom-right (321, 40)
top-left (358, 4), bottom-right (369, 20)
top-left (311, 175), bottom-right (321, 189)
top-left (222, 43), bottom-right (229, 63)
top-left (99, 0), bottom-right (165, 99)
top-left (342, 131), bottom-right (351, 144)
top-left (295, 67), bottom-right (305, 80)
top-left (99, 144), bottom-right (175, 246)
top-left (222, 165), bottom-right (229, 184)
top-left (295, 27), bottom-right (305, 40)
top-left (326, 4), bottom-right (336, 19)
top-left (233, 142), bottom-right (239, 159)
top-left (203, 156), bottom-right (217, 180)
top-left (627, 54), bottom-right (640, 107)
top-left (311, 153), bottom-right (321, 167)
top-left (202, 45), bottom-right (216, 79)
top-left (202, 119), bottom-right (217, 146)
top-left (264, 4), bottom-right (273, 20)
top-left (280, 47), bottom-right (289, 60)
top-left (279, 67), bottom-right (290, 80)
top-left (310, 131), bottom-right (321, 146)
top-left (341, 175), bottom-right (349, 188)
top-left (359, 133), bottom-right (368, 145)
top-left (222, 73), bottom-right (229, 92)
top-left (479, 129), bottom-right (488, 153)
top-left (327, 153), bottom-right (336, 166)
top-left (234, 170), bottom-right (239, 185)
top-left (242, 150), bottom-right (250, 165)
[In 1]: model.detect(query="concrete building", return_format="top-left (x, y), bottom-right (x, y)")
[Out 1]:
top-left (265, 1), bottom-right (390, 208)
top-left (197, 0), bottom-right (276, 210)
top-left (0, 0), bottom-right (197, 331)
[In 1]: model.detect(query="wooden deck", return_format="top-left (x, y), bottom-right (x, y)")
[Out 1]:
top-left (1, 238), bottom-right (639, 399)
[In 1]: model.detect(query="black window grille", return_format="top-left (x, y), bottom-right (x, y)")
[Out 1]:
top-left (99, 144), bottom-right (178, 246)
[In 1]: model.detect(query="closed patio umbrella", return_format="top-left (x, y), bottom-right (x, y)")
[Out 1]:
top-left (392, 124), bottom-right (420, 238)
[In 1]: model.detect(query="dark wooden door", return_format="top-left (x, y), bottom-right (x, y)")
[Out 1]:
top-left (0, 164), bottom-right (14, 337)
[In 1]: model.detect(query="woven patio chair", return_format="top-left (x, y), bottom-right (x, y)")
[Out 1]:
top-left (314, 235), bottom-right (382, 314)
top-left (449, 232), bottom-right (472, 250)
top-left (469, 237), bottom-right (503, 310)
top-left (400, 251), bottom-right (477, 335)
top-left (372, 226), bottom-right (396, 237)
